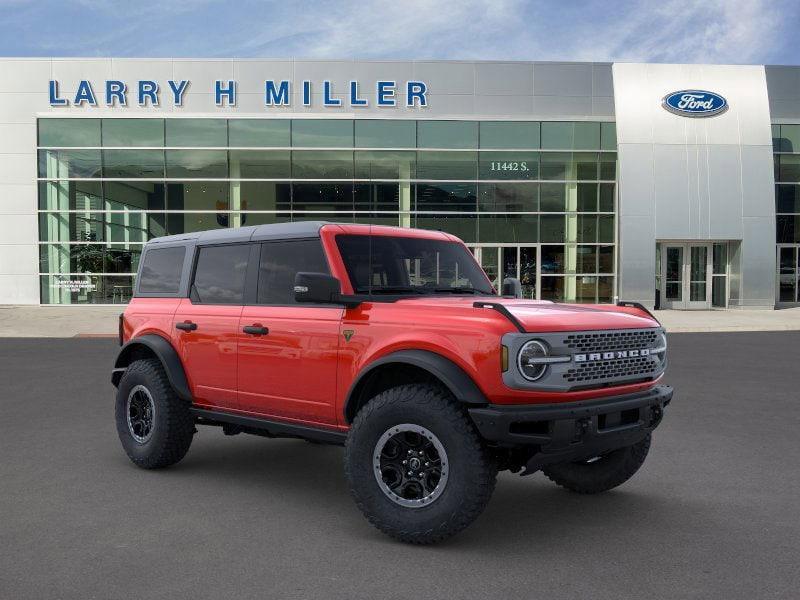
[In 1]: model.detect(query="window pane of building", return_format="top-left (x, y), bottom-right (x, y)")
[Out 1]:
top-left (104, 182), bottom-right (166, 211)
top-left (600, 122), bottom-right (617, 151)
top-left (575, 152), bottom-right (599, 180)
top-left (540, 152), bottom-right (571, 180)
top-left (776, 184), bottom-right (800, 213)
top-left (291, 119), bottom-right (353, 147)
top-left (354, 120), bottom-right (416, 148)
top-left (229, 119), bottom-right (290, 147)
top-left (165, 182), bottom-right (229, 232)
top-left (541, 122), bottom-right (574, 149)
top-left (238, 181), bottom-right (291, 211)
top-left (38, 181), bottom-right (103, 210)
top-left (416, 151), bottom-right (477, 179)
top-left (598, 215), bottom-right (615, 242)
top-left (478, 182), bottom-right (538, 212)
top-left (778, 154), bottom-right (800, 182)
top-left (354, 183), bottom-right (402, 212)
top-left (292, 183), bottom-right (354, 212)
top-left (574, 122), bottom-right (601, 150)
top-left (38, 149), bottom-right (102, 178)
top-left (229, 150), bottom-right (290, 179)
top-left (540, 216), bottom-right (566, 243)
top-left (479, 122), bottom-right (540, 149)
top-left (577, 183), bottom-right (598, 211)
top-left (540, 276), bottom-right (564, 300)
top-left (599, 153), bottom-right (617, 180)
top-left (412, 214), bottom-right (477, 242)
top-left (354, 151), bottom-right (415, 179)
top-left (292, 150), bottom-right (353, 178)
top-left (780, 125), bottom-right (800, 153)
top-left (598, 245), bottom-right (614, 273)
top-left (578, 214), bottom-right (598, 242)
top-left (38, 211), bottom-right (158, 244)
top-left (166, 119), bottom-right (227, 147)
top-left (477, 214), bottom-right (538, 243)
top-left (417, 121), bottom-right (478, 149)
top-left (599, 183), bottom-right (615, 211)
top-left (539, 183), bottom-right (566, 211)
top-left (39, 119), bottom-right (100, 147)
top-left (479, 152), bottom-right (539, 179)
top-left (415, 183), bottom-right (477, 212)
top-left (103, 149), bottom-right (165, 178)
top-left (102, 119), bottom-right (164, 147)
top-left (777, 215), bottom-right (799, 243)
top-left (165, 150), bottom-right (228, 178)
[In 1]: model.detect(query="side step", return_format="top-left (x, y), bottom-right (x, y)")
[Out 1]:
top-left (190, 407), bottom-right (347, 445)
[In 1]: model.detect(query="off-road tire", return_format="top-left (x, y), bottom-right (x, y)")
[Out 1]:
top-left (115, 358), bottom-right (194, 469)
top-left (345, 383), bottom-right (497, 544)
top-left (542, 434), bottom-right (651, 494)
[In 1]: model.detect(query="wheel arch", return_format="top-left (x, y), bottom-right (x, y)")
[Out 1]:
top-left (112, 334), bottom-right (192, 402)
top-left (343, 349), bottom-right (488, 424)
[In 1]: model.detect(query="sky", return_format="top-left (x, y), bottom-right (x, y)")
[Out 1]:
top-left (0, 0), bottom-right (798, 65)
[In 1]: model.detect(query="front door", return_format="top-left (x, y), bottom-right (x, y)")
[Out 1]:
top-left (236, 239), bottom-right (342, 426)
top-left (660, 243), bottom-right (712, 309)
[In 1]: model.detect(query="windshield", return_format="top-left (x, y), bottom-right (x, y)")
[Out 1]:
top-left (335, 234), bottom-right (495, 296)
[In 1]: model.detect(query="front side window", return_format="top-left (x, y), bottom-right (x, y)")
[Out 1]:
top-left (335, 234), bottom-right (494, 295)
top-left (257, 240), bottom-right (330, 304)
top-left (138, 246), bottom-right (185, 294)
top-left (192, 244), bottom-right (250, 304)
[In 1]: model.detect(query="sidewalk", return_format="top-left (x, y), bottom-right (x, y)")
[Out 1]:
top-left (1, 304), bottom-right (800, 337)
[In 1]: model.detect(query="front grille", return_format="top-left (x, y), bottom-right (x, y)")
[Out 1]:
top-left (564, 330), bottom-right (659, 354)
top-left (564, 356), bottom-right (656, 383)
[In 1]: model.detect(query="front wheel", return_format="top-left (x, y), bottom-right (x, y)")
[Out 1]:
top-left (542, 434), bottom-right (652, 494)
top-left (115, 358), bottom-right (194, 469)
top-left (345, 383), bottom-right (497, 545)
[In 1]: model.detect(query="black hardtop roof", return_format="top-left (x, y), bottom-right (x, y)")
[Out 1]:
top-left (146, 221), bottom-right (332, 246)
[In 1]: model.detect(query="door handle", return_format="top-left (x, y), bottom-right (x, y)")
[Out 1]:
top-left (176, 321), bottom-right (198, 332)
top-left (243, 325), bottom-right (269, 336)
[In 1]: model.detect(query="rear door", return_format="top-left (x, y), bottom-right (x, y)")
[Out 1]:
top-left (172, 243), bottom-right (255, 410)
top-left (237, 238), bottom-right (343, 426)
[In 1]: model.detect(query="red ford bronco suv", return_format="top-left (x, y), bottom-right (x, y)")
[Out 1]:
top-left (113, 222), bottom-right (671, 544)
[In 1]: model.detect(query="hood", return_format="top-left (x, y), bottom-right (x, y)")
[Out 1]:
top-left (394, 296), bottom-right (659, 332)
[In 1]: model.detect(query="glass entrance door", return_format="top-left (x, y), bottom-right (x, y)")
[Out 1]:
top-left (474, 245), bottom-right (538, 299)
top-left (777, 245), bottom-right (799, 304)
top-left (660, 243), bottom-right (712, 309)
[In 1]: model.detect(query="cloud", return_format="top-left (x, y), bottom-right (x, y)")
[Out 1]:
top-left (0, 0), bottom-right (796, 65)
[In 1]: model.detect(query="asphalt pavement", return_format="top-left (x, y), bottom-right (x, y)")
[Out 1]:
top-left (1, 333), bottom-right (799, 599)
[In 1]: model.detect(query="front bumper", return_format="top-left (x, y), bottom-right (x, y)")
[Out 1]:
top-left (468, 385), bottom-right (672, 472)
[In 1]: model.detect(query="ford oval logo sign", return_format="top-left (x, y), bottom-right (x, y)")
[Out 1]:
top-left (662, 90), bottom-right (728, 117)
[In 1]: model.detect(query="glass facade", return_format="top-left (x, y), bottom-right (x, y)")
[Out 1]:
top-left (774, 124), bottom-right (800, 304)
top-left (37, 118), bottom-right (617, 304)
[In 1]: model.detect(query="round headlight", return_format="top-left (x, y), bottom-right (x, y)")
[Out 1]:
top-left (517, 340), bottom-right (549, 381)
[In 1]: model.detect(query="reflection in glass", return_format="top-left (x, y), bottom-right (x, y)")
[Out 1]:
top-left (166, 150), bottom-right (228, 178)
top-left (103, 150), bottom-right (165, 178)
top-left (480, 122), bottom-right (540, 149)
top-left (355, 120), bottom-right (416, 148)
top-left (165, 119), bottom-right (227, 147)
top-left (103, 119), bottom-right (164, 147)
top-left (38, 149), bottom-right (102, 178)
top-left (229, 150), bottom-right (290, 179)
top-left (39, 119), bottom-right (101, 147)
top-left (416, 151), bottom-right (477, 180)
top-left (229, 120), bottom-right (290, 147)
top-left (417, 121), bottom-right (478, 149)
top-left (292, 150), bottom-right (353, 179)
top-left (292, 120), bottom-right (353, 147)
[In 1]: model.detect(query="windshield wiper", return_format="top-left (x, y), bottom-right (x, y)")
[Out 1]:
top-left (432, 286), bottom-right (487, 295)
top-left (355, 286), bottom-right (426, 295)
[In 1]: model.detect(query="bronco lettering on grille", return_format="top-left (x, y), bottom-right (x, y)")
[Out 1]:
top-left (574, 348), bottom-right (651, 362)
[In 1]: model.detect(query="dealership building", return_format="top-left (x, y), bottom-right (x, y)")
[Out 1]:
top-left (0, 58), bottom-right (798, 309)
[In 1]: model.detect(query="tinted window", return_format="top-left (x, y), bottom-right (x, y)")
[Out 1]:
top-left (257, 240), bottom-right (329, 304)
top-left (102, 119), bottom-right (164, 147)
top-left (193, 245), bottom-right (250, 304)
top-left (138, 246), bottom-right (185, 294)
top-left (335, 235), bottom-right (493, 295)
top-left (39, 119), bottom-right (100, 147)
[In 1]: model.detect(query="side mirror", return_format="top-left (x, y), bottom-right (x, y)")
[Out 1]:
top-left (501, 277), bottom-right (522, 298)
top-left (294, 272), bottom-right (341, 304)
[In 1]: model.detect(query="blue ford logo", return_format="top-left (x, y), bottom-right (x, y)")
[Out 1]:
top-left (662, 90), bottom-right (728, 117)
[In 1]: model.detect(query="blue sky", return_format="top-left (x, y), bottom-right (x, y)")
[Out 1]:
top-left (1, 0), bottom-right (798, 65)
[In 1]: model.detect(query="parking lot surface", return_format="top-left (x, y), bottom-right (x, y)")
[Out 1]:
top-left (1, 333), bottom-right (798, 599)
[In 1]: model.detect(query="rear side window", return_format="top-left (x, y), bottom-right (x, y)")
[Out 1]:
top-left (192, 244), bottom-right (250, 304)
top-left (258, 239), bottom-right (329, 304)
top-left (138, 246), bottom-right (185, 294)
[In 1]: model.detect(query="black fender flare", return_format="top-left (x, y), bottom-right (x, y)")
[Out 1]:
top-left (344, 349), bottom-right (488, 423)
top-left (111, 334), bottom-right (192, 402)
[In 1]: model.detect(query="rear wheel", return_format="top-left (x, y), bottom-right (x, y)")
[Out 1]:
top-left (115, 358), bottom-right (194, 469)
top-left (345, 383), bottom-right (497, 544)
top-left (542, 434), bottom-right (651, 494)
